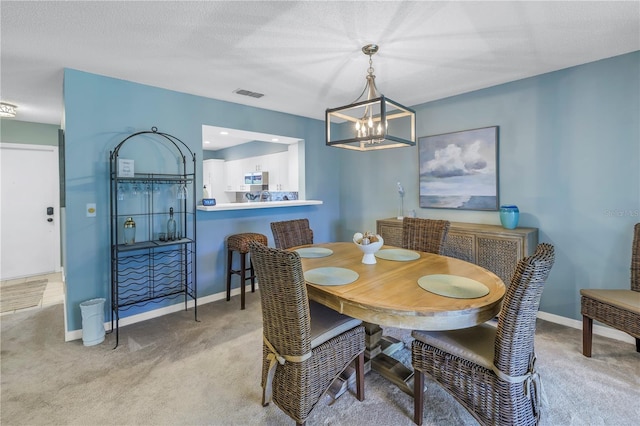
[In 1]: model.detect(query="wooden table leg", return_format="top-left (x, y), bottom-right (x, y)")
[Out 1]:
top-left (364, 321), bottom-right (415, 396)
top-left (332, 322), bottom-right (417, 399)
top-left (363, 322), bottom-right (383, 372)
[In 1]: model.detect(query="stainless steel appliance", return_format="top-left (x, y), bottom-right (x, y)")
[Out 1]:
top-left (244, 171), bottom-right (269, 185)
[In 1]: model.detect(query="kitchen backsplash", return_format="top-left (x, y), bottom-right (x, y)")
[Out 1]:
top-left (232, 191), bottom-right (299, 203)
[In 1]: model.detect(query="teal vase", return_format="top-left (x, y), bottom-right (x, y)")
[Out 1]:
top-left (500, 205), bottom-right (519, 229)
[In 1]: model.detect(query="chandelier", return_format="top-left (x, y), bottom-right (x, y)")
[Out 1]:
top-left (326, 44), bottom-right (416, 151)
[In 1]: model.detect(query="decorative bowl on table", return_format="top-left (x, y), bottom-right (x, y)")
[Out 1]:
top-left (353, 232), bottom-right (384, 264)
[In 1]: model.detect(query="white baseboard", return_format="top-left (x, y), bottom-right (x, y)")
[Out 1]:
top-left (65, 285), bottom-right (635, 346)
top-left (537, 311), bottom-right (635, 344)
top-left (65, 285), bottom-right (252, 342)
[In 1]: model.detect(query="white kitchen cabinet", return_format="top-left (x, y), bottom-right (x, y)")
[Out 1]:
top-left (203, 159), bottom-right (228, 202)
top-left (267, 151), bottom-right (289, 191)
top-left (277, 151), bottom-right (290, 191)
top-left (288, 143), bottom-right (299, 191)
top-left (224, 160), bottom-right (245, 191)
top-left (218, 146), bottom-right (300, 193)
top-left (244, 158), bottom-right (264, 172)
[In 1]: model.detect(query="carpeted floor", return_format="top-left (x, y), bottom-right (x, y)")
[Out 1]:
top-left (0, 279), bottom-right (47, 313)
top-left (1, 292), bottom-right (638, 425)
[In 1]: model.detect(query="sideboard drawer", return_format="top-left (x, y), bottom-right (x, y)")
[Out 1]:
top-left (376, 219), bottom-right (404, 248)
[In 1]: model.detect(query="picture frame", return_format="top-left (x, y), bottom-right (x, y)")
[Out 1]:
top-left (117, 158), bottom-right (134, 178)
top-left (418, 126), bottom-right (499, 211)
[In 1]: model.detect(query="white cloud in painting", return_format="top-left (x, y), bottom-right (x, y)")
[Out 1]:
top-left (425, 140), bottom-right (489, 178)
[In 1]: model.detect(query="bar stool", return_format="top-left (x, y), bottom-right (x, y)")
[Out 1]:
top-left (226, 232), bottom-right (268, 310)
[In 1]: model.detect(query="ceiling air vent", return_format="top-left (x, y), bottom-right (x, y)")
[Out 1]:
top-left (233, 88), bottom-right (264, 99)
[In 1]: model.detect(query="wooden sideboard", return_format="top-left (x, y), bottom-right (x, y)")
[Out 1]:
top-left (376, 218), bottom-right (539, 285)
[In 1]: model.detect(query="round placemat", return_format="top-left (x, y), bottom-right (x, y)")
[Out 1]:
top-left (304, 267), bottom-right (359, 286)
top-left (294, 247), bottom-right (334, 258)
top-left (417, 274), bottom-right (489, 299)
top-left (375, 248), bottom-right (420, 261)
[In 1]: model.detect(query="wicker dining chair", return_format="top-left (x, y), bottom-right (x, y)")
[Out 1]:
top-left (580, 222), bottom-right (640, 357)
top-left (411, 243), bottom-right (555, 426)
top-left (249, 241), bottom-right (365, 426)
top-left (270, 218), bottom-right (314, 249)
top-left (402, 217), bottom-right (450, 254)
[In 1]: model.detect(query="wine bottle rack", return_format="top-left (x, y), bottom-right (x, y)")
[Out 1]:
top-left (114, 247), bottom-right (195, 308)
top-left (109, 127), bottom-right (197, 348)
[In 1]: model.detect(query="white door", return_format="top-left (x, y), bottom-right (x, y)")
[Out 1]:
top-left (0, 143), bottom-right (60, 280)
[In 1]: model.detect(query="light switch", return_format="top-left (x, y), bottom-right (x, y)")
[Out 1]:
top-left (86, 203), bottom-right (96, 217)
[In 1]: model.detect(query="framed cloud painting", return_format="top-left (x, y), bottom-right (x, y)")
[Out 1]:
top-left (418, 126), bottom-right (499, 211)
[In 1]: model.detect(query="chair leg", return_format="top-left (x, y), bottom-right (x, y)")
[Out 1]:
top-left (636, 338), bottom-right (639, 353)
top-left (226, 249), bottom-right (233, 302)
top-left (355, 351), bottom-right (365, 401)
top-left (250, 257), bottom-right (256, 293)
top-left (582, 315), bottom-right (593, 357)
top-left (240, 253), bottom-right (247, 310)
top-left (413, 369), bottom-right (424, 426)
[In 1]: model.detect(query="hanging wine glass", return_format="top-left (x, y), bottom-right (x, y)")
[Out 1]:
top-left (117, 183), bottom-right (126, 201)
top-left (176, 184), bottom-right (187, 200)
top-left (130, 183), bottom-right (139, 197)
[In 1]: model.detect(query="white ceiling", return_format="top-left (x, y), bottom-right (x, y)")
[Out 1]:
top-left (2, 1), bottom-right (639, 138)
top-left (202, 124), bottom-right (301, 150)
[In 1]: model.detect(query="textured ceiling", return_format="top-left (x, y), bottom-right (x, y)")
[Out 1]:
top-left (1, 0), bottom-right (639, 133)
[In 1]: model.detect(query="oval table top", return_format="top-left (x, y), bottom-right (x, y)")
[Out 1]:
top-left (296, 242), bottom-right (506, 330)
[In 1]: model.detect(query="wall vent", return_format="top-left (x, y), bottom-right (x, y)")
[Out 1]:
top-left (233, 88), bottom-right (264, 98)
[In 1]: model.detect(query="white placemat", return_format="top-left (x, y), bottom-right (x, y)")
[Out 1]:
top-left (417, 274), bottom-right (489, 299)
top-left (304, 267), bottom-right (359, 286)
top-left (294, 247), bottom-right (334, 258)
top-left (375, 248), bottom-right (421, 261)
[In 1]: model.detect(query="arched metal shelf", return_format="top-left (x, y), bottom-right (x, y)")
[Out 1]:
top-left (109, 127), bottom-right (197, 349)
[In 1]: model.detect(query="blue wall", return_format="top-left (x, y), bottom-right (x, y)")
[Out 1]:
top-left (62, 52), bottom-right (639, 332)
top-left (62, 69), bottom-right (341, 331)
top-left (340, 52), bottom-right (640, 320)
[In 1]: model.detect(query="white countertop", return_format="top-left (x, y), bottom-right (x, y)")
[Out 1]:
top-left (197, 200), bottom-right (323, 211)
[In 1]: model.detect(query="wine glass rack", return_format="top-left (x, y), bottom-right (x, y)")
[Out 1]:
top-left (109, 127), bottom-right (197, 348)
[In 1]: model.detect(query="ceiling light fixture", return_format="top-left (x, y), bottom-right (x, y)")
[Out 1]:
top-left (326, 44), bottom-right (416, 151)
top-left (0, 102), bottom-right (17, 118)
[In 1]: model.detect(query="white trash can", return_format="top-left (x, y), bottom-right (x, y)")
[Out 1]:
top-left (80, 298), bottom-right (106, 346)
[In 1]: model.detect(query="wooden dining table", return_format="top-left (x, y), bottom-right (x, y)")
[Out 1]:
top-left (294, 241), bottom-right (506, 395)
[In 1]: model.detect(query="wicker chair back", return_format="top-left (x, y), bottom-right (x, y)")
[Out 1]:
top-left (494, 243), bottom-right (555, 377)
top-left (250, 242), bottom-right (312, 356)
top-left (271, 218), bottom-right (314, 249)
top-left (402, 218), bottom-right (450, 254)
top-left (249, 241), bottom-right (366, 424)
top-left (631, 223), bottom-right (640, 292)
